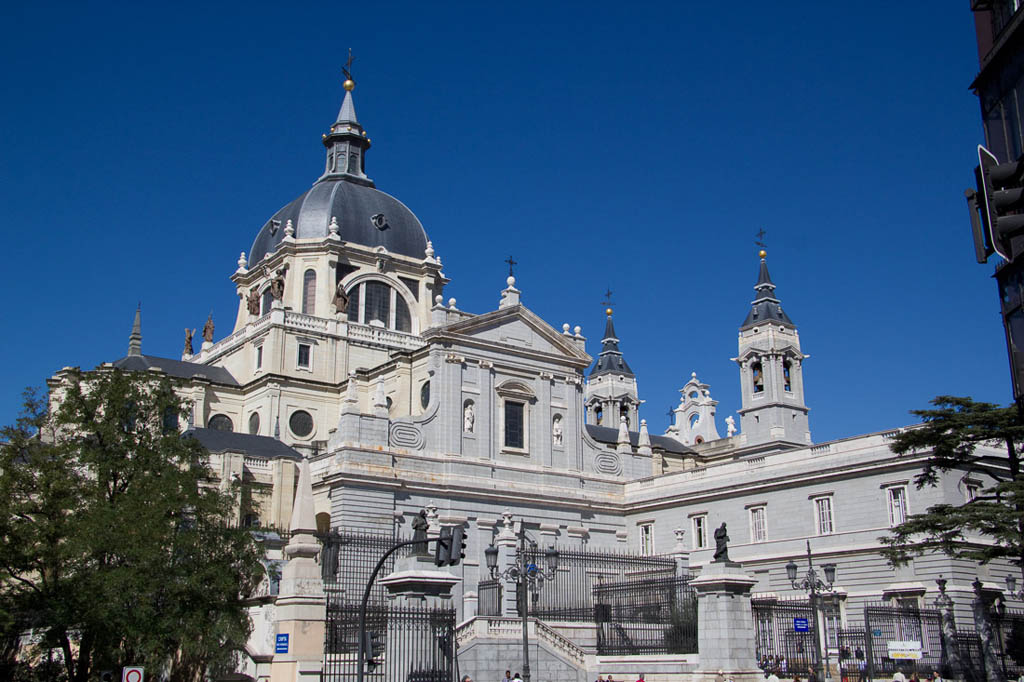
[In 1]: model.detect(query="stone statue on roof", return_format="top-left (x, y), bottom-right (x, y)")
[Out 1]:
top-left (202, 315), bottom-right (215, 343)
top-left (184, 328), bottom-right (195, 356)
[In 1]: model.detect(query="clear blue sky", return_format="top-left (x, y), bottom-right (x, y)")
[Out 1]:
top-left (0, 2), bottom-right (1003, 443)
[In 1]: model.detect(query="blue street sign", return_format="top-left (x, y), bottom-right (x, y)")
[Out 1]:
top-left (794, 617), bottom-right (810, 632)
top-left (275, 633), bottom-right (289, 654)
top-left (872, 629), bottom-right (882, 637)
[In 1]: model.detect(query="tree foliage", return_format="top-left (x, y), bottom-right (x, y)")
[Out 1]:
top-left (0, 370), bottom-right (265, 682)
top-left (879, 395), bottom-right (1024, 572)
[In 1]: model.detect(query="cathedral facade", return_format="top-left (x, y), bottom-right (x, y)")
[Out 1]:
top-left (50, 78), bottom-right (1013, 675)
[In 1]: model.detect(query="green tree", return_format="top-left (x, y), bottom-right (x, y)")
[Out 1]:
top-left (879, 396), bottom-right (1024, 576)
top-left (0, 370), bottom-right (265, 682)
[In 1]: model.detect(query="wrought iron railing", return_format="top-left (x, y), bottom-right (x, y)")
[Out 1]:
top-left (594, 574), bottom-right (697, 655)
top-left (320, 529), bottom-right (410, 604)
top-left (478, 579), bottom-right (502, 617)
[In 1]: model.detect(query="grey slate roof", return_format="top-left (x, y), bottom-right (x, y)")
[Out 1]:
top-left (589, 315), bottom-right (635, 378)
top-left (249, 179), bottom-right (428, 264)
top-left (112, 354), bottom-right (239, 386)
top-left (740, 258), bottom-right (795, 330)
top-left (185, 427), bottom-right (302, 460)
top-left (585, 424), bottom-right (694, 454)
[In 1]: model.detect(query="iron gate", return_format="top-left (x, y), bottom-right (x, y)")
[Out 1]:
top-left (593, 574), bottom-right (697, 655)
top-left (862, 603), bottom-right (943, 679)
top-left (752, 598), bottom-right (823, 675)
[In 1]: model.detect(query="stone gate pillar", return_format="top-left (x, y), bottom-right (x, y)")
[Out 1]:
top-left (691, 560), bottom-right (760, 682)
top-left (933, 577), bottom-right (963, 679)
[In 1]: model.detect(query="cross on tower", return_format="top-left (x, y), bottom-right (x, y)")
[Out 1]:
top-left (602, 288), bottom-right (614, 308)
top-left (505, 256), bottom-right (517, 277)
top-left (755, 228), bottom-right (767, 249)
top-left (342, 48), bottom-right (355, 82)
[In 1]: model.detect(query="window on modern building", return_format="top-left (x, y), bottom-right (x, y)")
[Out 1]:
top-left (420, 381), bottom-right (430, 409)
top-left (640, 523), bottom-right (654, 555)
top-left (255, 345), bottom-right (263, 370)
top-left (692, 515), bottom-right (708, 550)
top-left (248, 412), bottom-right (260, 435)
top-left (208, 414), bottom-right (233, 432)
top-left (814, 496), bottom-right (834, 535)
top-left (302, 269), bottom-right (316, 315)
top-left (752, 361), bottom-right (764, 393)
top-left (887, 486), bottom-right (908, 527)
top-left (504, 400), bottom-right (525, 449)
top-left (966, 482), bottom-right (980, 502)
top-left (289, 410), bottom-right (314, 438)
top-left (261, 288), bottom-right (273, 315)
top-left (344, 280), bottom-right (413, 332)
top-left (783, 360), bottom-right (792, 392)
top-left (749, 506), bottom-right (767, 543)
top-left (297, 343), bottom-right (311, 369)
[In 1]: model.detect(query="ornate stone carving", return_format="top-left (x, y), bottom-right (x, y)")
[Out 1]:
top-left (552, 414), bottom-right (563, 446)
top-left (202, 315), bottom-right (214, 343)
top-left (389, 422), bottom-right (425, 449)
top-left (246, 288), bottom-right (260, 315)
top-left (183, 328), bottom-right (195, 356)
top-left (333, 281), bottom-right (349, 314)
top-left (270, 269), bottom-right (285, 300)
top-left (725, 415), bottom-right (737, 436)
top-left (464, 403), bottom-right (475, 433)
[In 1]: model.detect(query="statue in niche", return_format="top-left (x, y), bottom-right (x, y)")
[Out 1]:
top-left (333, 281), bottom-right (349, 314)
top-left (713, 522), bottom-right (730, 563)
top-left (183, 328), bottom-right (195, 356)
top-left (246, 288), bottom-right (260, 315)
top-left (270, 270), bottom-right (285, 300)
top-left (202, 315), bottom-right (215, 343)
top-left (725, 415), bottom-right (736, 437)
top-left (463, 403), bottom-right (475, 433)
top-left (410, 509), bottom-right (430, 556)
top-left (552, 415), bottom-right (563, 446)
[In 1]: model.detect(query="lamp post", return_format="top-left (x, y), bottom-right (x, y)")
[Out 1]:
top-left (786, 540), bottom-right (838, 682)
top-left (485, 525), bottom-right (559, 682)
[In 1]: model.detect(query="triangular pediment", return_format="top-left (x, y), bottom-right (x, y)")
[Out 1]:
top-left (424, 304), bottom-right (592, 366)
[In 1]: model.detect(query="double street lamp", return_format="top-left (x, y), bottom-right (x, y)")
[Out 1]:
top-left (484, 526), bottom-right (559, 682)
top-left (786, 541), bottom-right (838, 681)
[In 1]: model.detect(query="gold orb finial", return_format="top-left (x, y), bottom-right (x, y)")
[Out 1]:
top-left (343, 79), bottom-right (355, 91)
top-left (605, 307), bottom-right (613, 317)
top-left (758, 249), bottom-right (767, 259)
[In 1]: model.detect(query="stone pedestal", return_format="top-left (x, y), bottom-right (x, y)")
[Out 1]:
top-left (691, 561), bottom-right (760, 682)
top-left (379, 554), bottom-right (460, 682)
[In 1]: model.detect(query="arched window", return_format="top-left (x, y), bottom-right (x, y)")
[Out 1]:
top-left (302, 269), bottom-right (316, 315)
top-left (751, 361), bottom-right (764, 394)
top-left (783, 360), bottom-right (792, 392)
top-left (620, 404), bottom-right (630, 427)
top-left (248, 412), bottom-right (260, 435)
top-left (209, 414), bottom-right (234, 432)
top-left (261, 288), bottom-right (273, 315)
top-left (344, 280), bottom-right (414, 333)
top-left (689, 413), bottom-right (700, 429)
top-left (420, 381), bottom-right (431, 409)
top-left (595, 405), bottom-right (604, 425)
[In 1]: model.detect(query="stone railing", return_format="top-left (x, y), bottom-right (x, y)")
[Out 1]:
top-left (535, 619), bottom-right (586, 666)
top-left (454, 617), bottom-right (586, 667)
top-left (284, 310), bottom-right (329, 332)
top-left (347, 322), bottom-right (424, 351)
top-left (244, 456), bottom-right (271, 471)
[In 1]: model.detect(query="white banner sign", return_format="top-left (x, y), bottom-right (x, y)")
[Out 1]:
top-left (887, 641), bottom-right (922, 660)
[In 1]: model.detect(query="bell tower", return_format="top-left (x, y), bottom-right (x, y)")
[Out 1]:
top-left (733, 251), bottom-right (810, 447)
top-left (585, 307), bottom-right (641, 428)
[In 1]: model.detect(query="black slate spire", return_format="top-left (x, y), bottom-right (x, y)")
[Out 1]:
top-left (740, 251), bottom-right (794, 330)
top-left (320, 74), bottom-right (374, 187)
top-left (589, 310), bottom-right (635, 378)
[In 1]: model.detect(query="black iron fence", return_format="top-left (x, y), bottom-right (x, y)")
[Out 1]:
top-left (593, 574), bottom-right (697, 655)
top-left (324, 603), bottom-right (456, 682)
top-left (320, 529), bottom-right (410, 604)
top-left (753, 598), bottom-right (825, 675)
top-left (861, 603), bottom-right (944, 678)
top-left (992, 605), bottom-right (1024, 679)
top-left (520, 545), bottom-right (675, 621)
top-left (478, 579), bottom-right (502, 617)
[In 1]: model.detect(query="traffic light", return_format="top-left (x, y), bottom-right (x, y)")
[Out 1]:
top-left (971, 144), bottom-right (1024, 263)
top-left (434, 526), bottom-right (466, 566)
top-left (361, 629), bottom-right (379, 672)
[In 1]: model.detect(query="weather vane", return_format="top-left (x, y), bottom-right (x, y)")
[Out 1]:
top-left (755, 228), bottom-right (767, 250)
top-left (505, 255), bottom-right (517, 277)
top-left (342, 48), bottom-right (355, 83)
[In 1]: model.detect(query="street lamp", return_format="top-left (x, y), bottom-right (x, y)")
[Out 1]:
top-left (786, 540), bottom-right (838, 681)
top-left (486, 525), bottom-right (559, 682)
top-left (1006, 574), bottom-right (1024, 600)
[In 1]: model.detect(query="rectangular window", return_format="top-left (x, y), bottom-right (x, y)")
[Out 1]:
top-left (692, 515), bottom-right (707, 550)
top-left (749, 506), bottom-right (767, 543)
top-left (640, 523), bottom-right (654, 555)
top-left (297, 343), bottom-right (311, 369)
top-left (255, 345), bottom-right (263, 370)
top-left (814, 496), bottom-right (834, 535)
top-left (504, 401), bottom-right (524, 449)
top-left (887, 486), bottom-right (908, 527)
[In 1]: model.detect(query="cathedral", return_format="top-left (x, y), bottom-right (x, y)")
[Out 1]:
top-left (49, 76), bottom-right (1012, 680)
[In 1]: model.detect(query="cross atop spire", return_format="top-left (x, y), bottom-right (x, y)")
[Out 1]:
top-left (505, 255), bottom-right (517, 277)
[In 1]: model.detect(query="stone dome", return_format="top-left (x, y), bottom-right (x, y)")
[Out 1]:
top-left (248, 177), bottom-right (428, 266)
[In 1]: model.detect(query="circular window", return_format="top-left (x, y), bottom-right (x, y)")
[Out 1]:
top-left (208, 414), bottom-right (233, 432)
top-left (248, 412), bottom-right (260, 435)
top-left (420, 381), bottom-right (431, 409)
top-left (289, 410), bottom-right (314, 438)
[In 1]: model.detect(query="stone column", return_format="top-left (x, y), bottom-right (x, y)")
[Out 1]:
top-left (270, 457), bottom-right (326, 682)
top-left (672, 527), bottom-right (690, 575)
top-left (690, 560), bottom-right (760, 682)
top-left (933, 577), bottom-right (963, 680)
top-left (495, 510), bottom-right (519, 616)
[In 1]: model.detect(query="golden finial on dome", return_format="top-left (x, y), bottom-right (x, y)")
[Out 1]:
top-left (759, 249), bottom-right (767, 259)
top-left (605, 307), bottom-right (614, 317)
top-left (342, 48), bottom-right (356, 92)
